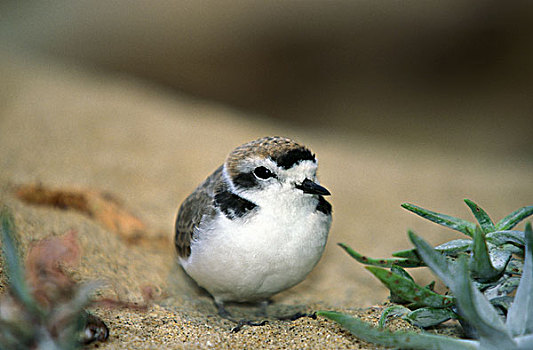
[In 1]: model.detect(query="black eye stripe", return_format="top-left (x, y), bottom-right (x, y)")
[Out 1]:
top-left (253, 166), bottom-right (275, 180)
top-left (232, 166), bottom-right (276, 189)
top-left (232, 172), bottom-right (257, 188)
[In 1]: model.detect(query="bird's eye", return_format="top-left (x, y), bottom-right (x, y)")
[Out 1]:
top-left (253, 166), bottom-right (274, 179)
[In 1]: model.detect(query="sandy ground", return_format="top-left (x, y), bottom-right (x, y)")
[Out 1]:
top-left (1, 50), bottom-right (532, 348)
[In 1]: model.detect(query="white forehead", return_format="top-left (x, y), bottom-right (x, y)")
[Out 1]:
top-left (282, 159), bottom-right (317, 180)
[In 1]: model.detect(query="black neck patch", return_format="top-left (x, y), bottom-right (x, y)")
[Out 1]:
top-left (273, 148), bottom-right (315, 169)
top-left (214, 190), bottom-right (257, 219)
top-left (316, 195), bottom-right (332, 215)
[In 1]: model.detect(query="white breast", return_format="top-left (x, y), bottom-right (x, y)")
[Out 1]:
top-left (180, 194), bottom-right (331, 303)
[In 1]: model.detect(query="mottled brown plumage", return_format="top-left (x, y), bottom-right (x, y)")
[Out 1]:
top-left (175, 166), bottom-right (222, 257)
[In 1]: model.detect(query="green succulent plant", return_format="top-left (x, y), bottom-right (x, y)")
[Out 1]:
top-left (319, 222), bottom-right (533, 349)
top-left (337, 200), bottom-right (532, 329)
top-left (0, 208), bottom-right (107, 349)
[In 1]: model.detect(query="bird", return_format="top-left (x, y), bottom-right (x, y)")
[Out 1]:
top-left (175, 136), bottom-right (332, 321)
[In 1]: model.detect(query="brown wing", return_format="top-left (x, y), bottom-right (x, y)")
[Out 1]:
top-left (175, 166), bottom-right (223, 258)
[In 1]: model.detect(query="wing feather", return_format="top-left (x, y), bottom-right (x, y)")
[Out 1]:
top-left (175, 166), bottom-right (223, 258)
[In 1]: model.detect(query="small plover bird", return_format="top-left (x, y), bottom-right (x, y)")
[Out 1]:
top-left (175, 136), bottom-right (332, 319)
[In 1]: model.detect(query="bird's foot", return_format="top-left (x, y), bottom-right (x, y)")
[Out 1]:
top-left (229, 312), bottom-right (316, 332)
top-left (216, 301), bottom-right (233, 319)
top-left (231, 319), bottom-right (269, 333)
top-left (255, 299), bottom-right (270, 318)
top-left (215, 300), bottom-right (316, 332)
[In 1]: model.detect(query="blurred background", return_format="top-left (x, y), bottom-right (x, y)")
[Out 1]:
top-left (1, 1), bottom-right (532, 309)
top-left (2, 0), bottom-right (532, 158)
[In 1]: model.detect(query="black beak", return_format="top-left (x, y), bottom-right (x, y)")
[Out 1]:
top-left (296, 178), bottom-right (331, 196)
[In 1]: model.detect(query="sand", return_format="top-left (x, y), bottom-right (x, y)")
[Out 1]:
top-left (1, 50), bottom-right (532, 349)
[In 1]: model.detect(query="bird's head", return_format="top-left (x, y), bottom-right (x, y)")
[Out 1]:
top-left (224, 136), bottom-right (330, 205)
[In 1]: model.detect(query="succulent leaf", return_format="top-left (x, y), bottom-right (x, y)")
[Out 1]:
top-left (49, 282), bottom-right (99, 348)
top-left (402, 203), bottom-right (476, 237)
top-left (327, 203), bottom-right (533, 349)
top-left (393, 239), bottom-right (472, 260)
top-left (452, 257), bottom-right (515, 349)
top-left (391, 265), bottom-right (414, 281)
top-left (496, 206), bottom-right (533, 231)
top-left (506, 259), bottom-right (523, 275)
top-left (434, 239), bottom-right (473, 254)
top-left (366, 266), bottom-right (455, 308)
top-left (389, 266), bottom-right (415, 303)
top-left (486, 230), bottom-right (525, 247)
top-left (410, 231), bottom-right (515, 347)
top-left (506, 222), bottom-right (533, 337)
top-left (407, 231), bottom-right (456, 289)
top-left (392, 248), bottom-right (421, 260)
top-left (470, 227), bottom-right (503, 282)
top-left (489, 296), bottom-right (514, 313)
top-left (404, 307), bottom-right (456, 328)
top-left (464, 200), bottom-right (496, 233)
top-left (0, 209), bottom-right (41, 316)
top-left (487, 248), bottom-right (512, 273)
top-left (338, 243), bottom-right (423, 268)
top-left (483, 276), bottom-right (521, 300)
top-left (515, 334), bottom-right (533, 348)
top-left (500, 244), bottom-right (523, 254)
top-left (0, 208), bottom-right (108, 349)
top-left (318, 311), bottom-right (479, 350)
top-left (0, 317), bottom-right (36, 346)
top-left (378, 305), bottom-right (410, 328)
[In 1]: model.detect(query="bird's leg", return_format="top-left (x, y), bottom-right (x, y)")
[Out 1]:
top-left (256, 300), bottom-right (270, 318)
top-left (214, 299), bottom-right (269, 332)
top-left (215, 300), bottom-right (233, 320)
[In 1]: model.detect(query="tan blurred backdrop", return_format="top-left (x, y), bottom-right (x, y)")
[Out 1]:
top-left (1, 4), bottom-right (533, 346)
top-left (2, 0), bottom-right (532, 158)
